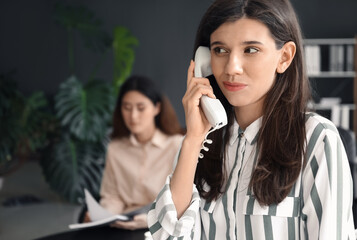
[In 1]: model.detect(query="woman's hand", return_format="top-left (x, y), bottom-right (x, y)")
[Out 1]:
top-left (170, 60), bottom-right (216, 218)
top-left (110, 213), bottom-right (147, 230)
top-left (83, 211), bottom-right (91, 223)
top-left (182, 60), bottom-right (215, 142)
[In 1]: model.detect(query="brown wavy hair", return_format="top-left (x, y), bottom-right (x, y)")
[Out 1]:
top-left (193, 0), bottom-right (312, 205)
top-left (111, 75), bottom-right (184, 139)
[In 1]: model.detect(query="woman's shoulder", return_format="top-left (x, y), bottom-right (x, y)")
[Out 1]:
top-left (305, 112), bottom-right (340, 141)
top-left (305, 112), bottom-right (338, 130)
top-left (107, 137), bottom-right (130, 151)
top-left (169, 133), bottom-right (185, 143)
top-left (158, 131), bottom-right (184, 146)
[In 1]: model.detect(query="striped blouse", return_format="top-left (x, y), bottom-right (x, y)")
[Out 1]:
top-left (147, 113), bottom-right (356, 239)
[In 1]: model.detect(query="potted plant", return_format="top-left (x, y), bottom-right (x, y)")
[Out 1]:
top-left (0, 72), bottom-right (54, 176)
top-left (39, 3), bottom-right (138, 203)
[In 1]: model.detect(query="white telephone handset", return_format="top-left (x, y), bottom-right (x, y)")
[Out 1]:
top-left (194, 46), bottom-right (228, 129)
top-left (194, 46), bottom-right (228, 158)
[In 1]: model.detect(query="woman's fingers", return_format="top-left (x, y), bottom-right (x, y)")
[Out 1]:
top-left (110, 221), bottom-right (134, 230)
top-left (187, 60), bottom-right (212, 87)
top-left (182, 83), bottom-right (215, 127)
top-left (183, 59), bottom-right (216, 139)
top-left (110, 214), bottom-right (147, 230)
top-left (187, 78), bottom-right (212, 95)
top-left (83, 212), bottom-right (91, 223)
top-left (184, 83), bottom-right (216, 105)
top-left (186, 60), bottom-right (195, 88)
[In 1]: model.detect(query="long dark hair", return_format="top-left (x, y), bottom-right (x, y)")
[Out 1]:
top-left (111, 75), bottom-right (184, 139)
top-left (194, 0), bottom-right (312, 205)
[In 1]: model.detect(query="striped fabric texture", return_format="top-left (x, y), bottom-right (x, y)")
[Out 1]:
top-left (148, 113), bottom-right (356, 239)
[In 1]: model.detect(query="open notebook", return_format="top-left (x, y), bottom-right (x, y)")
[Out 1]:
top-left (69, 189), bottom-right (151, 229)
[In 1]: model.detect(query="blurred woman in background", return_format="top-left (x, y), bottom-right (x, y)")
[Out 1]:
top-left (86, 75), bottom-right (184, 230)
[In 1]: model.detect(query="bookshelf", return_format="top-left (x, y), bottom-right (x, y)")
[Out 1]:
top-left (304, 37), bottom-right (357, 135)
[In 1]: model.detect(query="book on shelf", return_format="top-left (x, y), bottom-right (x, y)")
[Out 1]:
top-left (346, 45), bottom-right (354, 72)
top-left (329, 45), bottom-right (344, 72)
top-left (304, 45), bottom-right (321, 75)
top-left (68, 189), bottom-right (152, 229)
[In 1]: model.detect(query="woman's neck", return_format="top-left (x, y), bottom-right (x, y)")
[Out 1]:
top-left (234, 104), bottom-right (263, 130)
top-left (134, 126), bottom-right (157, 144)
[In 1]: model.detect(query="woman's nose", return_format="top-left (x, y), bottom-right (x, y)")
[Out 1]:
top-left (130, 108), bottom-right (138, 119)
top-left (225, 53), bottom-right (243, 76)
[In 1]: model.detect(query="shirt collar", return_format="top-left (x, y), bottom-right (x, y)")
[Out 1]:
top-left (229, 117), bottom-right (262, 146)
top-left (129, 129), bottom-right (166, 148)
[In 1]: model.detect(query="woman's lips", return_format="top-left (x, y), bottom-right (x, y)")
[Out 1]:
top-left (223, 81), bottom-right (247, 91)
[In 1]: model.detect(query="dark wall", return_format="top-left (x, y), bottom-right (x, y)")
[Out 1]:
top-left (291, 0), bottom-right (357, 104)
top-left (1, 0), bottom-right (356, 125)
top-left (292, 0), bottom-right (357, 39)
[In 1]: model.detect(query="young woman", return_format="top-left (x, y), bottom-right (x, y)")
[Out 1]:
top-left (85, 75), bottom-right (184, 230)
top-left (147, 0), bottom-right (355, 239)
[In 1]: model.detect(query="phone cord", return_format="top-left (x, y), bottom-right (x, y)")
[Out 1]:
top-left (199, 126), bottom-right (220, 159)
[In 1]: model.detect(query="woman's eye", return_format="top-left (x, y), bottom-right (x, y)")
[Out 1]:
top-left (213, 47), bottom-right (228, 54)
top-left (122, 104), bottom-right (132, 111)
top-left (138, 106), bottom-right (146, 112)
top-left (122, 107), bottom-right (131, 112)
top-left (244, 47), bottom-right (259, 54)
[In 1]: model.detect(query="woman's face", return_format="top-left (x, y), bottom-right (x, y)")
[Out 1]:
top-left (121, 90), bottom-right (160, 136)
top-left (210, 18), bottom-right (283, 114)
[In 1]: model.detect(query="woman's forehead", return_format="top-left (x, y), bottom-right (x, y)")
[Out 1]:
top-left (210, 18), bottom-right (274, 46)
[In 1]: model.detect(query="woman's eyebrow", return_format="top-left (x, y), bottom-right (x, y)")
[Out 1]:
top-left (210, 40), bottom-right (264, 47)
top-left (242, 40), bottom-right (263, 45)
top-left (210, 41), bottom-right (224, 47)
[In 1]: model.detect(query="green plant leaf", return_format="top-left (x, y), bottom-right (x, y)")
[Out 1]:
top-left (0, 100), bottom-right (22, 166)
top-left (0, 74), bottom-right (53, 171)
top-left (113, 26), bottom-right (139, 92)
top-left (53, 3), bottom-right (111, 53)
top-left (0, 72), bottom-right (20, 117)
top-left (55, 76), bottom-right (114, 142)
top-left (40, 133), bottom-right (106, 203)
top-left (19, 92), bottom-right (52, 152)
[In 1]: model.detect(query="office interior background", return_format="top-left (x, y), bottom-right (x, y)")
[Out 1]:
top-left (0, 0), bottom-right (357, 239)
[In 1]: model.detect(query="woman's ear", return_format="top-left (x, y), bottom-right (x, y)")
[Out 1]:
top-left (154, 102), bottom-right (161, 116)
top-left (277, 41), bottom-right (296, 73)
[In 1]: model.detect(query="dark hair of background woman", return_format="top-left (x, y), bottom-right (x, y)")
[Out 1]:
top-left (111, 75), bottom-right (184, 139)
top-left (193, 0), bottom-right (312, 205)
